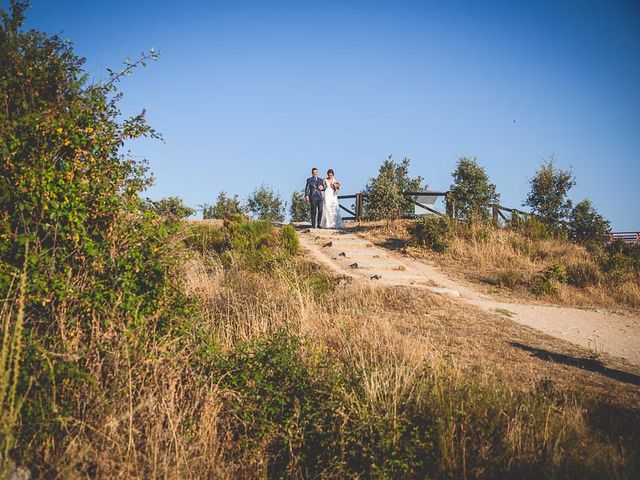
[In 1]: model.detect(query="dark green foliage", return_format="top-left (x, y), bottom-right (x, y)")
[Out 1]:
top-left (247, 184), bottom-right (286, 222)
top-left (533, 264), bottom-right (568, 295)
top-left (289, 190), bottom-right (310, 223)
top-left (448, 156), bottom-right (500, 222)
top-left (569, 199), bottom-right (611, 247)
top-left (280, 225), bottom-right (299, 255)
top-left (363, 155), bottom-right (425, 221)
top-left (525, 157), bottom-right (576, 232)
top-left (149, 196), bottom-right (195, 219)
top-left (201, 191), bottom-right (246, 220)
top-left (408, 216), bottom-right (452, 252)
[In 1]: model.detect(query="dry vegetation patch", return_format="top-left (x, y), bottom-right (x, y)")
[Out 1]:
top-left (353, 220), bottom-right (640, 310)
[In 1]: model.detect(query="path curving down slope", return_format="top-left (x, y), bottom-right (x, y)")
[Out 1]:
top-left (298, 228), bottom-right (640, 366)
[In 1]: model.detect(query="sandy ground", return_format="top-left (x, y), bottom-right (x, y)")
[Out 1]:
top-left (298, 228), bottom-right (640, 366)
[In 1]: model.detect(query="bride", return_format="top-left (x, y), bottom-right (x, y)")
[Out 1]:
top-left (320, 168), bottom-right (343, 229)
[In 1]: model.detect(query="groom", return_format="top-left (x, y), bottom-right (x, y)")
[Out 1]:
top-left (305, 167), bottom-right (324, 228)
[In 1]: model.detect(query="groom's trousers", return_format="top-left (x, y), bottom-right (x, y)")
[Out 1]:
top-left (310, 196), bottom-right (323, 228)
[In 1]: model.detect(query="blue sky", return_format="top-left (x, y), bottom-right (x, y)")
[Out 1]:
top-left (17, 0), bottom-right (640, 228)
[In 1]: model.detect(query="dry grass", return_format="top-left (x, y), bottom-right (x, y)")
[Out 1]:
top-left (16, 222), bottom-right (640, 478)
top-left (353, 220), bottom-right (640, 309)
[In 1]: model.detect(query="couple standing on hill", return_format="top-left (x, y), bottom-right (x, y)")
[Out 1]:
top-left (304, 167), bottom-right (343, 229)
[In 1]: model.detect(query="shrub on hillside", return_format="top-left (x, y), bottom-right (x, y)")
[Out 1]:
top-left (513, 216), bottom-right (552, 241)
top-left (408, 216), bottom-right (452, 252)
top-left (0, 3), bottom-right (184, 467)
top-left (247, 184), bottom-right (286, 222)
top-left (524, 156), bottom-right (575, 233)
top-left (447, 156), bottom-right (500, 222)
top-left (289, 190), bottom-right (310, 223)
top-left (569, 199), bottom-right (611, 247)
top-left (150, 196), bottom-right (195, 219)
top-left (532, 263), bottom-right (568, 295)
top-left (363, 155), bottom-right (425, 221)
top-left (202, 191), bottom-right (246, 220)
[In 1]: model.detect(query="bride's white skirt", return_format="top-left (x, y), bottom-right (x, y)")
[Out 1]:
top-left (321, 191), bottom-right (343, 229)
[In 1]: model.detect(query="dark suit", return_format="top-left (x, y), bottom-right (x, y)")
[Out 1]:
top-left (305, 176), bottom-right (324, 228)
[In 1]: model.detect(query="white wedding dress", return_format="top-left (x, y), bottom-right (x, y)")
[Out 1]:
top-left (320, 179), bottom-right (343, 229)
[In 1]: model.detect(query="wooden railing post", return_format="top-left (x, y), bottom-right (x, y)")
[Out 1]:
top-left (492, 205), bottom-right (499, 226)
top-left (355, 193), bottom-right (363, 222)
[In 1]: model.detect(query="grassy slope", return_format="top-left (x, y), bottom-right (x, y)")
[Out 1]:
top-left (9, 220), bottom-right (640, 478)
top-left (355, 220), bottom-right (640, 310)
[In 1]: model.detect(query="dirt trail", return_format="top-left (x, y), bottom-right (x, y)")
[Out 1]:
top-left (298, 228), bottom-right (640, 366)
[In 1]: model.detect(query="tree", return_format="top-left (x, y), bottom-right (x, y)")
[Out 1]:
top-left (363, 156), bottom-right (425, 221)
top-left (150, 196), bottom-right (195, 219)
top-left (202, 191), bottom-right (245, 219)
top-left (290, 190), bottom-right (310, 223)
top-left (247, 184), bottom-right (286, 222)
top-left (448, 156), bottom-right (500, 221)
top-left (524, 157), bottom-right (575, 231)
top-left (569, 199), bottom-right (611, 246)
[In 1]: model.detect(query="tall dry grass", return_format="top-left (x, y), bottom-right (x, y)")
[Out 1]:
top-left (12, 222), bottom-right (640, 478)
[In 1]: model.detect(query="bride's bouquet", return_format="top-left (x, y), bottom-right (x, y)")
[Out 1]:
top-left (332, 181), bottom-right (341, 191)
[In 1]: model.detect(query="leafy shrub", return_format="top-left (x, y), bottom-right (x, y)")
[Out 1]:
top-left (0, 3), bottom-right (185, 464)
top-left (247, 184), bottom-right (286, 222)
top-left (201, 191), bottom-right (246, 219)
top-left (524, 156), bottom-right (575, 233)
top-left (150, 196), bottom-right (195, 219)
top-left (280, 225), bottom-right (299, 255)
top-left (289, 190), bottom-right (310, 223)
top-left (408, 216), bottom-right (452, 252)
top-left (513, 216), bottom-right (552, 241)
top-left (533, 263), bottom-right (568, 295)
top-left (447, 156), bottom-right (500, 222)
top-left (569, 199), bottom-right (611, 247)
top-left (363, 155), bottom-right (425, 221)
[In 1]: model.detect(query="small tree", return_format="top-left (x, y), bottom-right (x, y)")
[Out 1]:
top-left (363, 155), bottom-right (425, 221)
top-left (150, 196), bottom-right (195, 219)
top-left (448, 156), bottom-right (500, 222)
top-left (569, 199), bottom-right (611, 247)
top-left (524, 157), bottom-right (575, 232)
top-left (247, 184), bottom-right (286, 222)
top-left (202, 191), bottom-right (245, 219)
top-left (290, 190), bottom-right (310, 223)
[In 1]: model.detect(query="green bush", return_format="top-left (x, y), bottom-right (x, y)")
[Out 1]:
top-left (280, 225), bottom-right (299, 255)
top-left (363, 155), bottom-right (425, 221)
top-left (201, 191), bottom-right (246, 219)
top-left (408, 216), bottom-right (452, 252)
top-left (513, 216), bottom-right (552, 241)
top-left (149, 196), bottom-right (195, 219)
top-left (533, 263), bottom-right (568, 295)
top-left (247, 184), bottom-right (286, 222)
top-left (0, 3), bottom-right (185, 464)
top-left (447, 156), bottom-right (500, 222)
top-left (289, 190), bottom-right (310, 223)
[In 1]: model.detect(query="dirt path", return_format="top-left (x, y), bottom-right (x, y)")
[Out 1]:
top-left (298, 228), bottom-right (640, 366)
